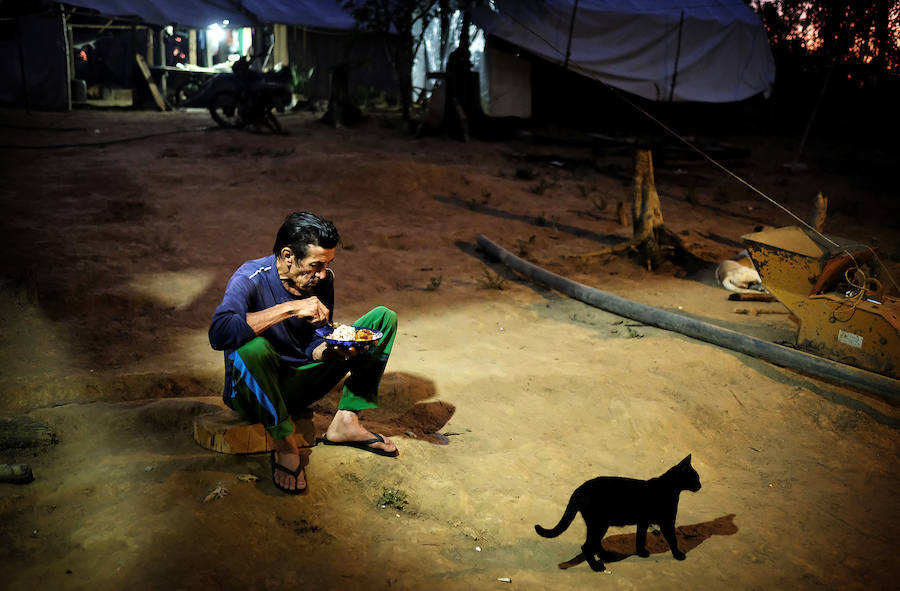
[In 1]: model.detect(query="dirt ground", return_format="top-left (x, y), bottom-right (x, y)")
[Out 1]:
top-left (1, 106), bottom-right (898, 591)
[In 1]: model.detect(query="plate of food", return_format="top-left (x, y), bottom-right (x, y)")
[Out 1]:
top-left (315, 324), bottom-right (383, 347)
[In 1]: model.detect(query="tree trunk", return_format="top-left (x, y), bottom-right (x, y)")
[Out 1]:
top-left (631, 149), bottom-right (666, 269)
top-left (324, 62), bottom-right (360, 128)
top-left (566, 148), bottom-right (695, 265)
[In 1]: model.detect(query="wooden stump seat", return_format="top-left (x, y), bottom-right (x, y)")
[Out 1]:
top-left (193, 404), bottom-right (317, 454)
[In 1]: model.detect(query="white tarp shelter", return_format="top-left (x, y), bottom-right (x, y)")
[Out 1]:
top-left (472, 0), bottom-right (775, 105)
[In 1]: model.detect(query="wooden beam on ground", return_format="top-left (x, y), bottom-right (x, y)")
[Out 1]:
top-left (728, 292), bottom-right (777, 302)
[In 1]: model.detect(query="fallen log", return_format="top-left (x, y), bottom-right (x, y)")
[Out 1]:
top-left (0, 416), bottom-right (57, 450)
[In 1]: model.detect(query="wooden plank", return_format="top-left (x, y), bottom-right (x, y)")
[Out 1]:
top-left (728, 292), bottom-right (776, 302)
top-left (134, 53), bottom-right (167, 111)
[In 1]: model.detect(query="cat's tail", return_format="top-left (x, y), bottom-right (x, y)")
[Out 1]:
top-left (534, 499), bottom-right (578, 538)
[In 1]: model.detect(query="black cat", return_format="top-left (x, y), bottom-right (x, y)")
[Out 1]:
top-left (535, 454), bottom-right (702, 572)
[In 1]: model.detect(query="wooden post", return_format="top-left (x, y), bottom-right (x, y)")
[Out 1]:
top-left (63, 9), bottom-right (73, 111)
top-left (146, 25), bottom-right (154, 65)
top-left (616, 201), bottom-right (629, 227)
top-left (273, 24), bottom-right (288, 68)
top-left (807, 192), bottom-right (828, 232)
top-left (189, 29), bottom-right (197, 65)
top-left (135, 53), bottom-right (167, 110)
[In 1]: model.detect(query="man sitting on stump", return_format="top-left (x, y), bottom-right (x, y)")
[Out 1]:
top-left (209, 211), bottom-right (398, 494)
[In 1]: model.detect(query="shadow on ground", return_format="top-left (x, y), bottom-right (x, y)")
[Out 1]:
top-left (554, 514), bottom-right (739, 570)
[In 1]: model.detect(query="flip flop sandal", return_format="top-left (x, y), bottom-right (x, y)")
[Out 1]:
top-left (270, 452), bottom-right (307, 495)
top-left (321, 431), bottom-right (399, 457)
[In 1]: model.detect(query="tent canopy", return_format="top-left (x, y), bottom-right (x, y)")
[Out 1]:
top-left (472, 0), bottom-right (775, 103)
top-left (66, 0), bottom-right (356, 30)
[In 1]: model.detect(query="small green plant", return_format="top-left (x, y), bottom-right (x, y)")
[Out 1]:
top-left (516, 235), bottom-right (536, 257)
top-left (480, 265), bottom-right (506, 290)
top-left (425, 275), bottom-right (442, 291)
top-left (626, 326), bottom-right (643, 338)
top-left (377, 488), bottom-right (408, 510)
top-left (290, 65), bottom-right (315, 96)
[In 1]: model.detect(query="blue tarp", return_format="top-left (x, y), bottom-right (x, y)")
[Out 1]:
top-left (67, 0), bottom-right (356, 29)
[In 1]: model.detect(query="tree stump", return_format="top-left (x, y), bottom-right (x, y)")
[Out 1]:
top-left (193, 405), bottom-right (317, 454)
top-left (630, 149), bottom-right (689, 269)
top-left (566, 149), bottom-right (692, 266)
top-left (631, 149), bottom-right (666, 268)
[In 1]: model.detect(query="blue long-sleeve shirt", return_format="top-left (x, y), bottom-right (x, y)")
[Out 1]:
top-left (208, 254), bottom-right (334, 365)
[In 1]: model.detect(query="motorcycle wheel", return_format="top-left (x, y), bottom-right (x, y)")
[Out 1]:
top-left (264, 111), bottom-right (283, 135)
top-left (208, 91), bottom-right (245, 129)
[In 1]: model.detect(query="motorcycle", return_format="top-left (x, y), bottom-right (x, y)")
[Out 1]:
top-left (188, 58), bottom-right (292, 134)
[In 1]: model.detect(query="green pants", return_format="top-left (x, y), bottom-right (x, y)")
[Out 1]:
top-left (226, 306), bottom-right (397, 439)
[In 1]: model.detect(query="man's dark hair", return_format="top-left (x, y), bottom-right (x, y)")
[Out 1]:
top-left (273, 211), bottom-right (340, 259)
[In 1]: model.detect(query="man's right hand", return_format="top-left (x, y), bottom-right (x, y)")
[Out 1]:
top-left (289, 296), bottom-right (330, 326)
top-left (246, 297), bottom-right (331, 335)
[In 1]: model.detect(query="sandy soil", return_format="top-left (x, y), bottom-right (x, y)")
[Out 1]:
top-left (1, 106), bottom-right (898, 591)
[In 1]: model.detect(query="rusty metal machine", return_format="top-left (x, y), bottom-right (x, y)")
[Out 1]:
top-left (742, 226), bottom-right (900, 380)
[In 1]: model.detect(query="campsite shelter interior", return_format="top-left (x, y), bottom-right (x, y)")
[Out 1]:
top-left (0, 1), bottom-right (398, 113)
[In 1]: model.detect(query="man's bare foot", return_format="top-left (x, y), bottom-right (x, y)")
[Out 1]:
top-left (272, 434), bottom-right (306, 492)
top-left (324, 409), bottom-right (397, 455)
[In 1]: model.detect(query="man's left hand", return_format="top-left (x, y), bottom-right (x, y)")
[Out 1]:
top-left (312, 342), bottom-right (372, 362)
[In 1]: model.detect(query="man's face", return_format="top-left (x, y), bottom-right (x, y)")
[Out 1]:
top-left (283, 244), bottom-right (335, 293)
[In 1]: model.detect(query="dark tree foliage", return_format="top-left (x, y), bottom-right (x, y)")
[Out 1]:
top-left (341, 0), bottom-right (477, 120)
top-left (750, 0), bottom-right (899, 140)
top-left (341, 0), bottom-right (440, 119)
